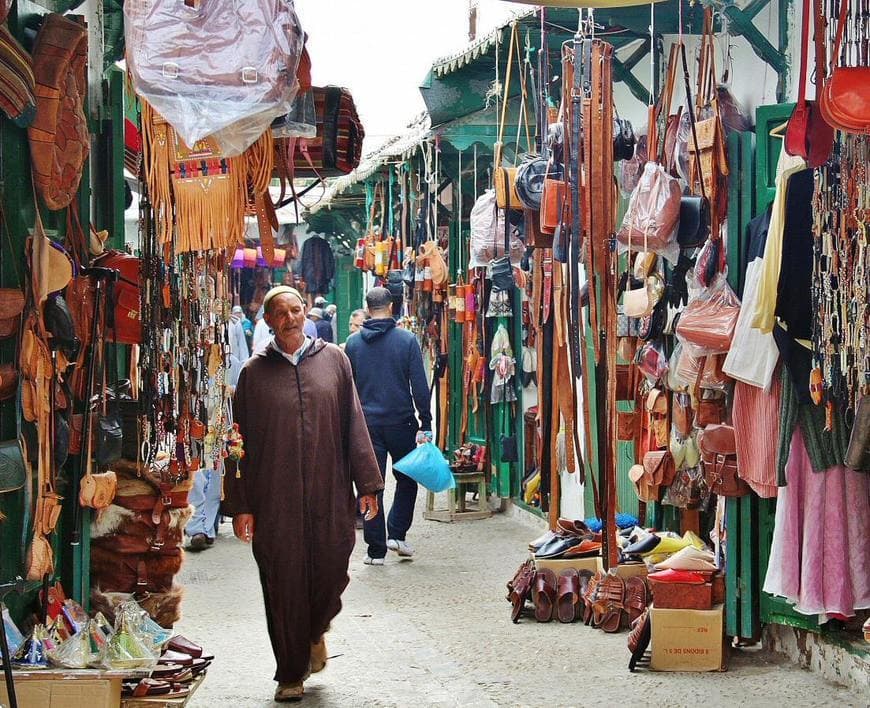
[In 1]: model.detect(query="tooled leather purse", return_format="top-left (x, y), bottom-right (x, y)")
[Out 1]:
top-left (699, 424), bottom-right (750, 497)
top-left (28, 13), bottom-right (89, 211)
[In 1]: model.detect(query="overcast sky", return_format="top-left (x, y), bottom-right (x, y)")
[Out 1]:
top-left (296, 1), bottom-right (519, 154)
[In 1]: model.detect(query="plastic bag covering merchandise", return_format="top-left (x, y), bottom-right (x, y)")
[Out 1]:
top-left (47, 621), bottom-right (102, 668)
top-left (393, 442), bottom-right (455, 493)
top-left (117, 600), bottom-right (172, 655)
top-left (469, 190), bottom-right (524, 269)
top-left (675, 273), bottom-right (741, 358)
top-left (3, 606), bottom-right (24, 656)
top-left (616, 162), bottom-right (681, 264)
top-left (124, 0), bottom-right (304, 155)
top-left (99, 612), bottom-right (157, 670)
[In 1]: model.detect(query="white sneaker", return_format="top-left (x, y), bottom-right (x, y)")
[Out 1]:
top-left (363, 555), bottom-right (384, 566)
top-left (386, 539), bottom-right (415, 557)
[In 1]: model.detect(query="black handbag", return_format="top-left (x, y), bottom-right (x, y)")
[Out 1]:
top-left (44, 294), bottom-right (80, 358)
top-left (500, 433), bottom-right (518, 463)
top-left (95, 410), bottom-right (122, 467)
top-left (638, 298), bottom-right (667, 341)
top-left (613, 117), bottom-right (636, 161)
top-left (677, 196), bottom-right (710, 248)
top-left (515, 156), bottom-right (548, 211)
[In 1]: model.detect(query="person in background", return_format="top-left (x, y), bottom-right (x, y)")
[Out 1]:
top-left (307, 307), bottom-right (334, 343)
top-left (326, 303), bottom-right (338, 342)
top-left (347, 309), bottom-right (367, 337)
top-left (223, 286), bottom-right (382, 702)
top-left (235, 305), bottom-right (254, 352)
top-left (228, 307), bottom-right (251, 382)
top-left (344, 287), bottom-right (432, 565)
top-left (186, 309), bottom-right (250, 551)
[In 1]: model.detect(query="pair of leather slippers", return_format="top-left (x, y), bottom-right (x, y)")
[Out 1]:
top-left (532, 569), bottom-right (587, 623)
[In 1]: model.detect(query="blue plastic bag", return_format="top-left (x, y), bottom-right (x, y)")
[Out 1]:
top-left (393, 442), bottom-right (455, 493)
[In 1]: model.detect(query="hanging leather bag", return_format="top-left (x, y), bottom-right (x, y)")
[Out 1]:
top-left (818, 0), bottom-right (870, 134)
top-left (699, 424), bottom-right (750, 497)
top-left (93, 250), bottom-right (141, 345)
top-left (0, 289), bottom-right (24, 338)
top-left (785, 0), bottom-right (835, 163)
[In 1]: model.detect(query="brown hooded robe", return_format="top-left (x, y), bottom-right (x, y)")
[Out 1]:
top-left (223, 339), bottom-right (383, 683)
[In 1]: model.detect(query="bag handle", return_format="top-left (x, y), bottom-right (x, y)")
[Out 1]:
top-left (830, 0), bottom-right (849, 74)
top-left (796, 0), bottom-right (811, 107)
top-left (679, 44), bottom-right (708, 202)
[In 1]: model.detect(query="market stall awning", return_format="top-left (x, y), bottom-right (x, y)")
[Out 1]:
top-left (421, 0), bottom-right (705, 126)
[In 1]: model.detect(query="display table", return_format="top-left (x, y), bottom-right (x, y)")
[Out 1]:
top-left (424, 471), bottom-right (491, 522)
top-left (121, 673), bottom-right (205, 707)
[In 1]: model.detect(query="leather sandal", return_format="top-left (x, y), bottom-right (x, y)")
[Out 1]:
top-left (592, 574), bottom-right (625, 633)
top-left (508, 560), bottom-right (536, 623)
top-left (123, 679), bottom-right (189, 699)
top-left (533, 569), bottom-right (557, 622)
top-left (167, 635), bottom-right (203, 658)
top-left (624, 576), bottom-right (650, 625)
top-left (627, 608), bottom-right (652, 672)
top-left (556, 570), bottom-right (580, 623)
top-left (582, 571), bottom-right (603, 625)
top-left (158, 649), bottom-right (195, 666)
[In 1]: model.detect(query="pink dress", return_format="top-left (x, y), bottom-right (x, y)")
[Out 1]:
top-left (732, 375), bottom-right (782, 498)
top-left (763, 427), bottom-right (870, 619)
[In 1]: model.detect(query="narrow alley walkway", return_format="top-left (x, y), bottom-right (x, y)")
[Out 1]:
top-left (175, 484), bottom-right (865, 707)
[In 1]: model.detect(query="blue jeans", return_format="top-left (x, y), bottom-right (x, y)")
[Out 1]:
top-left (186, 467), bottom-right (223, 539)
top-left (364, 420), bottom-right (418, 559)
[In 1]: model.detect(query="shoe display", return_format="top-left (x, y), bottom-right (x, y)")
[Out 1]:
top-left (386, 539), bottom-right (415, 557)
top-left (528, 530), bottom-right (558, 552)
top-left (534, 535), bottom-right (582, 559)
top-left (363, 555), bottom-right (384, 566)
top-left (654, 546), bottom-right (717, 572)
top-left (647, 568), bottom-right (707, 584)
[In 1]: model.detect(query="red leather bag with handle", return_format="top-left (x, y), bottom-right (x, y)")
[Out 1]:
top-left (785, 0), bottom-right (835, 164)
top-left (818, 0), bottom-right (870, 134)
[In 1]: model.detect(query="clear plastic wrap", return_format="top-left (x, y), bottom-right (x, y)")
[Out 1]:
top-left (675, 273), bottom-right (741, 358)
top-left (125, 0), bottom-right (304, 154)
top-left (635, 339), bottom-right (668, 382)
top-left (98, 613), bottom-right (156, 671)
top-left (117, 600), bottom-right (172, 655)
top-left (616, 162), bottom-right (682, 264)
top-left (618, 132), bottom-right (648, 198)
top-left (271, 88), bottom-right (316, 139)
top-left (12, 625), bottom-right (51, 669)
top-left (48, 621), bottom-right (102, 669)
top-left (3, 606), bottom-right (24, 656)
top-left (469, 190), bottom-right (524, 269)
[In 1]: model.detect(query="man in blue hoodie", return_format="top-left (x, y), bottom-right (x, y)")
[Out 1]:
top-left (344, 287), bottom-right (432, 564)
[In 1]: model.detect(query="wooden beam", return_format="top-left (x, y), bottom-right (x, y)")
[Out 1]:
top-left (612, 56), bottom-right (650, 105)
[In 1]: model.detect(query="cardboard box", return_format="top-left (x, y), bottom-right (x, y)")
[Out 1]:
top-left (0, 674), bottom-right (122, 708)
top-left (650, 604), bottom-right (727, 672)
top-left (613, 562), bottom-right (648, 579)
top-left (533, 555), bottom-right (603, 574)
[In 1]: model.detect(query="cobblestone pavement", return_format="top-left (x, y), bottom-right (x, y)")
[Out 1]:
top-left (176, 484), bottom-right (865, 707)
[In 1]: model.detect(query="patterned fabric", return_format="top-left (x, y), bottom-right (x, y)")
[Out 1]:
top-left (291, 87), bottom-right (364, 177)
top-left (0, 24), bottom-right (35, 127)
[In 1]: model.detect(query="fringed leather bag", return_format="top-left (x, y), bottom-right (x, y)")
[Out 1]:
top-left (140, 100), bottom-right (274, 254)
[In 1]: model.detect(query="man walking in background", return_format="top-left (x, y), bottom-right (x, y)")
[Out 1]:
top-left (344, 287), bottom-right (431, 565)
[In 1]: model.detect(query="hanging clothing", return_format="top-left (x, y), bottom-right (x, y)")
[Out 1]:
top-left (763, 427), bottom-right (870, 620)
top-left (300, 236), bottom-right (336, 296)
top-left (751, 148), bottom-right (807, 334)
top-left (732, 373), bottom-right (782, 498)
top-left (724, 208), bottom-right (779, 389)
top-left (222, 339), bottom-right (383, 684)
top-left (227, 317), bottom-right (250, 388)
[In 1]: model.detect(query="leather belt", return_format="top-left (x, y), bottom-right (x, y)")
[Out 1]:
top-left (542, 253), bottom-right (553, 324)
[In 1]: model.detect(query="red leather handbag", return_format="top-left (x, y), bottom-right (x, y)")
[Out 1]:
top-left (93, 250), bottom-right (141, 344)
top-left (818, 0), bottom-right (870, 135)
top-left (785, 0), bottom-right (835, 164)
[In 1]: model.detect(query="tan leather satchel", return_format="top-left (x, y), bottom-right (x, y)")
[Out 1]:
top-left (0, 289), bottom-right (24, 338)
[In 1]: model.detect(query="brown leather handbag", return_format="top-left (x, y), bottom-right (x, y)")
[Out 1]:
top-left (0, 363), bottom-right (16, 401)
top-left (699, 424), bottom-right (750, 497)
top-left (630, 450), bottom-right (675, 503)
top-left (540, 178), bottom-right (565, 235)
top-left (818, 0), bottom-right (870, 135)
top-left (0, 289), bottom-right (24, 338)
top-left (28, 14), bottom-right (89, 210)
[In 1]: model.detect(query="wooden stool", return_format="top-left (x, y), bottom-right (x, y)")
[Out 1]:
top-left (424, 471), bottom-right (491, 522)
